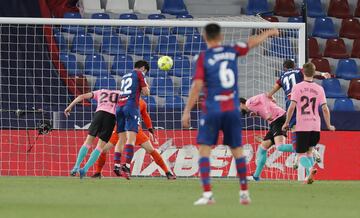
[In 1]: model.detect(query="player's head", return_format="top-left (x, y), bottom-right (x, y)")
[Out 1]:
top-left (203, 23), bottom-right (223, 45)
top-left (134, 60), bottom-right (150, 74)
top-left (283, 59), bottom-right (295, 70)
top-left (239, 97), bottom-right (249, 115)
top-left (302, 62), bottom-right (316, 78)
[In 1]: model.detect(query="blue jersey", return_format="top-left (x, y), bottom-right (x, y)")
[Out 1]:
top-left (193, 43), bottom-right (249, 113)
top-left (277, 68), bottom-right (304, 98)
top-left (118, 70), bottom-right (147, 107)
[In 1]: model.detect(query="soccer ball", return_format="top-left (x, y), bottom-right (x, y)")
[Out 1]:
top-left (157, 56), bottom-right (173, 71)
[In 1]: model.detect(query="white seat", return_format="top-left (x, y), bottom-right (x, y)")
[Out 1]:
top-left (80, 0), bottom-right (104, 14)
top-left (106, 0), bottom-right (133, 14)
top-left (134, 0), bottom-right (161, 14)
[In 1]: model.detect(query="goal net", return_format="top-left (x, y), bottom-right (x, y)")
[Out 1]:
top-left (0, 16), bottom-right (306, 180)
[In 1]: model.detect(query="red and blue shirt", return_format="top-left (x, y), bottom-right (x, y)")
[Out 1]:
top-left (118, 70), bottom-right (147, 107)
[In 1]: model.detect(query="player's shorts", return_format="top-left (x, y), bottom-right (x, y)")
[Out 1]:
top-left (108, 126), bottom-right (149, 146)
top-left (116, 105), bottom-right (140, 133)
top-left (286, 99), bottom-right (296, 128)
top-left (295, 131), bottom-right (320, 153)
top-left (263, 114), bottom-right (288, 145)
top-left (88, 110), bottom-right (116, 142)
top-left (197, 110), bottom-right (242, 148)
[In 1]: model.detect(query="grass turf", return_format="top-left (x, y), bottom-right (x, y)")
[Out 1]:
top-left (0, 177), bottom-right (359, 218)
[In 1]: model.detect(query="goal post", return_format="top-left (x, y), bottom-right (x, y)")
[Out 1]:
top-left (0, 17), bottom-right (307, 180)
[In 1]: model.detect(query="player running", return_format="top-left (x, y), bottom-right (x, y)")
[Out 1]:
top-left (239, 94), bottom-right (294, 181)
top-left (182, 23), bottom-right (279, 205)
top-left (91, 98), bottom-right (176, 180)
top-left (282, 62), bottom-right (335, 184)
top-left (115, 60), bottom-right (150, 179)
top-left (65, 89), bottom-right (120, 178)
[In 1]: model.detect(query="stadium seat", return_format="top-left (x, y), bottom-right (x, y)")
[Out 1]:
top-left (308, 37), bottom-right (322, 58)
top-left (59, 53), bottom-right (79, 76)
top-left (274, 0), bottom-right (299, 17)
top-left (85, 54), bottom-right (109, 76)
top-left (311, 58), bottom-right (332, 73)
top-left (117, 13), bottom-right (144, 35)
top-left (246, 0), bottom-right (272, 15)
top-left (93, 76), bottom-right (117, 90)
top-left (312, 17), bottom-right (338, 39)
top-left (142, 96), bottom-right (157, 109)
top-left (127, 35), bottom-right (152, 55)
top-left (355, 0), bottom-right (360, 17)
top-left (111, 55), bottom-right (133, 76)
top-left (81, 0), bottom-right (104, 14)
top-left (105, 0), bottom-right (133, 14)
top-left (143, 54), bottom-right (167, 77)
top-left (71, 34), bottom-right (96, 55)
top-left (288, 16), bottom-right (303, 23)
top-left (154, 35), bottom-right (181, 55)
top-left (333, 98), bottom-right (355, 111)
top-left (336, 59), bottom-right (360, 80)
top-left (134, 0), bottom-right (161, 14)
top-left (180, 77), bottom-right (191, 96)
top-left (176, 14), bottom-right (193, 19)
top-left (262, 16), bottom-right (279, 22)
top-left (183, 34), bottom-right (207, 55)
top-left (351, 38), bottom-right (360, 58)
top-left (328, 0), bottom-right (351, 19)
top-left (304, 0), bottom-right (326, 17)
top-left (62, 12), bottom-right (85, 34)
top-left (348, 79), bottom-right (360, 100)
top-left (164, 96), bottom-right (185, 109)
top-left (322, 78), bottom-right (347, 98)
top-left (88, 13), bottom-right (112, 35)
top-left (267, 37), bottom-right (295, 59)
top-left (339, 18), bottom-right (360, 39)
top-left (324, 38), bottom-right (349, 59)
top-left (161, 0), bottom-right (188, 15)
top-left (150, 77), bottom-right (174, 96)
top-left (171, 55), bottom-right (191, 77)
top-left (100, 34), bottom-right (126, 55)
top-left (54, 32), bottom-right (68, 52)
top-left (145, 14), bottom-right (171, 35)
top-left (172, 14), bottom-right (197, 35)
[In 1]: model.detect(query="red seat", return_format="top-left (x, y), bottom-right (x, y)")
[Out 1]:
top-left (355, 0), bottom-right (360, 17)
top-left (274, 0), bottom-right (300, 17)
top-left (308, 37), bottom-right (322, 58)
top-left (328, 0), bottom-right (351, 18)
top-left (262, 16), bottom-right (279, 22)
top-left (351, 38), bottom-right (360, 58)
top-left (348, 79), bottom-right (360, 100)
top-left (324, 38), bottom-right (349, 59)
top-left (339, 18), bottom-right (360, 39)
top-left (311, 58), bottom-right (332, 73)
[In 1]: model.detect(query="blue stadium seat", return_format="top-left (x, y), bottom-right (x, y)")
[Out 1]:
top-left (180, 77), bottom-right (191, 96)
top-left (101, 34), bottom-right (126, 55)
top-left (184, 34), bottom-right (207, 55)
top-left (71, 34), bottom-right (96, 55)
top-left (267, 37), bottom-right (295, 59)
top-left (164, 96), bottom-right (185, 109)
top-left (336, 59), bottom-right (360, 80)
top-left (127, 35), bottom-right (152, 55)
top-left (172, 14), bottom-right (197, 35)
top-left (54, 32), bottom-right (68, 52)
top-left (176, 14), bottom-right (193, 18)
top-left (322, 78), bottom-right (347, 98)
top-left (161, 0), bottom-right (188, 15)
top-left (62, 12), bottom-right (86, 34)
top-left (333, 98), bottom-right (355, 111)
top-left (246, 0), bottom-right (272, 16)
top-left (154, 35), bottom-right (181, 55)
top-left (88, 13), bottom-right (113, 35)
top-left (117, 13), bottom-right (144, 35)
top-left (59, 53), bottom-right (79, 76)
top-left (288, 16), bottom-right (303, 23)
top-left (111, 55), bottom-right (133, 76)
top-left (142, 96), bottom-right (157, 109)
top-left (171, 55), bottom-right (191, 77)
top-left (143, 54), bottom-right (168, 77)
top-left (145, 14), bottom-right (171, 35)
top-left (93, 76), bottom-right (117, 90)
top-left (150, 77), bottom-right (174, 96)
top-left (304, 0), bottom-right (326, 18)
top-left (312, 17), bottom-right (338, 39)
top-left (84, 54), bottom-right (109, 76)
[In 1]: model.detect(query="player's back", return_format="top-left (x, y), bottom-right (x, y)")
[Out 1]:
top-left (278, 68), bottom-right (304, 97)
top-left (93, 89), bottom-right (120, 115)
top-left (118, 70), bottom-right (147, 107)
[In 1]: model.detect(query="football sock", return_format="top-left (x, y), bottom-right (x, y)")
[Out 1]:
top-left (253, 146), bottom-right (267, 178)
top-left (307, 153), bottom-right (315, 167)
top-left (199, 157), bottom-right (211, 192)
top-left (123, 144), bottom-right (134, 166)
top-left (300, 155), bottom-right (312, 176)
top-left (235, 157), bottom-right (248, 191)
top-left (277, 144), bottom-right (295, 152)
top-left (83, 146), bottom-right (103, 173)
top-left (150, 150), bottom-right (169, 173)
top-left (96, 152), bottom-right (107, 173)
top-left (73, 144), bottom-right (91, 169)
top-left (114, 152), bottom-right (121, 165)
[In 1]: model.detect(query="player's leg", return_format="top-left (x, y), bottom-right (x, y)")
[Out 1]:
top-left (272, 115), bottom-right (294, 152)
top-left (71, 134), bottom-right (95, 176)
top-left (252, 138), bottom-right (272, 180)
top-left (295, 132), bottom-right (313, 179)
top-left (113, 132), bottom-right (126, 176)
top-left (92, 142), bottom-right (115, 178)
top-left (79, 139), bottom-right (107, 179)
top-left (304, 131), bottom-right (320, 184)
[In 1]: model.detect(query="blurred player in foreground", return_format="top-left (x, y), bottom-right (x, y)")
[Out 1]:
top-left (282, 62), bottom-right (335, 184)
top-left (182, 23), bottom-right (279, 205)
top-left (91, 98), bottom-right (175, 180)
top-left (65, 89), bottom-right (120, 178)
top-left (239, 94), bottom-right (294, 181)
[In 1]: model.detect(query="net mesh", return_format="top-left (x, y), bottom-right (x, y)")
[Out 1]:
top-left (0, 16), bottom-right (301, 179)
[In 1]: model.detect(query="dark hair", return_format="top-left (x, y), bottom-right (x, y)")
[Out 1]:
top-left (239, 98), bottom-right (248, 116)
top-left (302, 62), bottom-right (316, 77)
top-left (283, 59), bottom-right (295, 70)
top-left (204, 23), bottom-right (221, 40)
top-left (134, 60), bottom-right (150, 72)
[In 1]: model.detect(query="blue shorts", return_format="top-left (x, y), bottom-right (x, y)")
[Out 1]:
top-left (116, 105), bottom-right (140, 133)
top-left (286, 100), bottom-right (296, 128)
top-left (197, 110), bottom-right (242, 148)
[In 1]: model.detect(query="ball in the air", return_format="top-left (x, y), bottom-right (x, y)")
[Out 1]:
top-left (157, 56), bottom-right (173, 71)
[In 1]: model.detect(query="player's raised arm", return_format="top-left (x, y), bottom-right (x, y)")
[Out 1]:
top-left (64, 92), bottom-right (94, 117)
top-left (247, 29), bottom-right (279, 49)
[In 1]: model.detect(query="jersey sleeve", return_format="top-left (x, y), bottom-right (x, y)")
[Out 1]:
top-left (233, 42), bottom-right (249, 57)
top-left (137, 71), bottom-right (148, 88)
top-left (276, 78), bottom-right (282, 87)
top-left (192, 52), bottom-right (205, 81)
top-left (290, 85), bottom-right (300, 103)
top-left (92, 90), bottom-right (100, 100)
top-left (140, 100), bottom-right (153, 129)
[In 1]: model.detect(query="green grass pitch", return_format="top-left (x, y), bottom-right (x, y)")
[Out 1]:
top-left (0, 177), bottom-right (359, 218)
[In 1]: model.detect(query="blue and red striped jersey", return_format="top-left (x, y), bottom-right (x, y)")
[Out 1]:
top-left (118, 70), bottom-right (147, 107)
top-left (276, 68), bottom-right (304, 98)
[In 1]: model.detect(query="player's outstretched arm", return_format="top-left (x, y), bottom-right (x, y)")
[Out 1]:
top-left (64, 92), bottom-right (93, 117)
top-left (321, 104), bottom-right (336, 131)
top-left (282, 101), bottom-right (296, 131)
top-left (247, 29), bottom-right (279, 49)
top-left (141, 86), bottom-right (150, 96)
top-left (268, 83), bottom-right (281, 98)
top-left (182, 80), bottom-right (204, 128)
